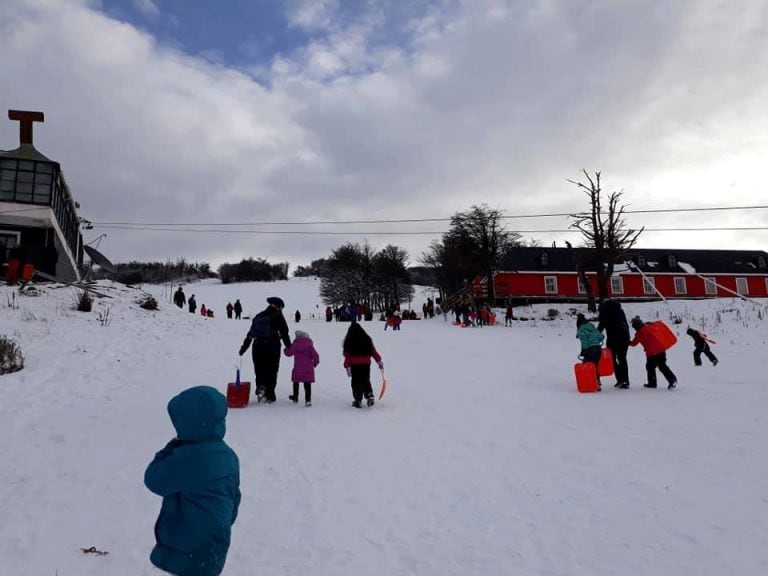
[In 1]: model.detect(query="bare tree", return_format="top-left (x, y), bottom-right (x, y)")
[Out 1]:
top-left (568, 170), bottom-right (644, 307)
top-left (448, 204), bottom-right (521, 302)
top-left (319, 242), bottom-right (412, 311)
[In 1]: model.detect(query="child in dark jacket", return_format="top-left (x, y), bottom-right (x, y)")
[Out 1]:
top-left (145, 386), bottom-right (241, 576)
top-left (343, 322), bottom-right (383, 407)
top-left (576, 313), bottom-right (605, 391)
top-left (284, 329), bottom-right (320, 406)
top-left (686, 327), bottom-right (718, 366)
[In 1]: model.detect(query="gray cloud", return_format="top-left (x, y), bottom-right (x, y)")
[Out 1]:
top-left (1, 0), bottom-right (767, 270)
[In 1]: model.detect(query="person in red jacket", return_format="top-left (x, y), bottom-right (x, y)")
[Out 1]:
top-left (343, 322), bottom-right (383, 408)
top-left (629, 316), bottom-right (678, 389)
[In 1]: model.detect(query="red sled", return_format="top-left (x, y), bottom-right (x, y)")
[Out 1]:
top-left (227, 368), bottom-right (251, 408)
top-left (648, 321), bottom-right (678, 351)
top-left (574, 362), bottom-right (599, 393)
top-left (598, 347), bottom-right (614, 376)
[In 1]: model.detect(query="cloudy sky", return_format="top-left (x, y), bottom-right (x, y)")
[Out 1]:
top-left (1, 0), bottom-right (767, 269)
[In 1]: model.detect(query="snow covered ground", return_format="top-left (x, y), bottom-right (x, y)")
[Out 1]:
top-left (1, 277), bottom-right (766, 576)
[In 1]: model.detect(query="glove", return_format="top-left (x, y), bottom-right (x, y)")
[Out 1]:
top-left (346, 367), bottom-right (352, 377)
top-left (377, 360), bottom-right (384, 371)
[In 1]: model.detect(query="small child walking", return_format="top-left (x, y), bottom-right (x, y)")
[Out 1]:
top-left (284, 329), bottom-right (320, 406)
top-left (576, 313), bottom-right (605, 391)
top-left (686, 327), bottom-right (718, 367)
top-left (343, 322), bottom-right (384, 408)
top-left (144, 386), bottom-right (241, 576)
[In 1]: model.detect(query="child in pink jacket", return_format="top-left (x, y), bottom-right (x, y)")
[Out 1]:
top-left (284, 330), bottom-right (320, 406)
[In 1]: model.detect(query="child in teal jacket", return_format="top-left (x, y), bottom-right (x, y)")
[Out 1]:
top-left (576, 313), bottom-right (605, 390)
top-left (145, 386), bottom-right (241, 576)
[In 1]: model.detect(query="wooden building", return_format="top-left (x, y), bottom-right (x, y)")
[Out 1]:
top-left (475, 246), bottom-right (768, 302)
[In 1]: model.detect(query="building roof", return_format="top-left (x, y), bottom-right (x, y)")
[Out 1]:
top-left (500, 246), bottom-right (768, 275)
top-left (0, 143), bottom-right (55, 163)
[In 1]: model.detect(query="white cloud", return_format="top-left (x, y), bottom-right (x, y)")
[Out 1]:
top-left (133, 0), bottom-right (160, 20)
top-left (1, 0), bottom-right (768, 269)
top-left (286, 0), bottom-right (340, 32)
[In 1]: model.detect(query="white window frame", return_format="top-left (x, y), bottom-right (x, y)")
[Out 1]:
top-left (610, 276), bottom-right (624, 295)
top-left (577, 276), bottom-right (587, 294)
top-left (704, 277), bottom-right (717, 295)
top-left (736, 277), bottom-right (749, 295)
top-left (674, 277), bottom-right (687, 295)
top-left (643, 276), bottom-right (656, 295)
top-left (544, 276), bottom-right (558, 294)
top-left (637, 255), bottom-right (647, 267)
top-left (765, 278), bottom-right (768, 295)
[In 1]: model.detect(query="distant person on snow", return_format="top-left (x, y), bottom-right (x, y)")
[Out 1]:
top-left (343, 322), bottom-right (383, 408)
top-left (144, 386), bottom-right (240, 576)
top-left (226, 302), bottom-right (234, 319)
top-left (576, 313), bottom-right (605, 391)
top-left (238, 297), bottom-right (291, 403)
top-left (200, 304), bottom-right (207, 317)
top-left (188, 295), bottom-right (196, 314)
top-left (173, 286), bottom-right (186, 309)
top-left (630, 316), bottom-right (678, 389)
top-left (294, 309), bottom-right (301, 323)
top-left (597, 298), bottom-right (631, 389)
top-left (504, 304), bottom-right (514, 326)
top-left (233, 299), bottom-right (243, 320)
top-left (284, 329), bottom-right (320, 406)
top-left (686, 327), bottom-right (718, 367)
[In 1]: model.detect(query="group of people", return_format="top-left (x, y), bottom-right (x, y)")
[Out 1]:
top-left (146, 292), bottom-right (721, 576)
top-left (577, 298), bottom-right (719, 391)
top-left (146, 294), bottom-right (386, 576)
top-left (174, 286), bottom-right (244, 320)
top-left (236, 296), bottom-right (384, 408)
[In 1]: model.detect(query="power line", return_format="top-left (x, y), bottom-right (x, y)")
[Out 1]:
top-left (94, 224), bottom-right (768, 235)
top-left (88, 204), bottom-right (768, 227)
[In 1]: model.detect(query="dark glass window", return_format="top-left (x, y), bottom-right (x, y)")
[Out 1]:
top-left (36, 163), bottom-right (53, 174)
top-left (18, 160), bottom-right (34, 171)
top-left (0, 159), bottom-right (17, 169)
top-left (0, 179), bottom-right (13, 200)
top-left (667, 255), bottom-right (677, 267)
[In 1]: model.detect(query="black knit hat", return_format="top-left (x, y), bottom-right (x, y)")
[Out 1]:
top-left (631, 316), bottom-right (644, 330)
top-left (267, 297), bottom-right (285, 308)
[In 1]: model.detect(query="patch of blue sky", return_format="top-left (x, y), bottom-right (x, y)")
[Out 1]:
top-left (97, 0), bottom-right (460, 79)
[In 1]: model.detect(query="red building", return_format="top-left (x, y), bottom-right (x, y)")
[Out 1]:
top-left (476, 247), bottom-right (768, 302)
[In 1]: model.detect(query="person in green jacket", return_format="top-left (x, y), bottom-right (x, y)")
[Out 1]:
top-left (145, 386), bottom-right (241, 576)
top-left (576, 313), bottom-right (605, 390)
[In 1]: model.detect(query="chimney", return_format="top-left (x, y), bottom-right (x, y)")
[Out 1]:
top-left (8, 109), bottom-right (45, 146)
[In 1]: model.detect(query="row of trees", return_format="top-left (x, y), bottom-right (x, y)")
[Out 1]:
top-left (217, 258), bottom-right (289, 284)
top-left (316, 243), bottom-right (414, 311)
top-left (95, 170), bottom-right (637, 313)
top-left (93, 258), bottom-right (214, 285)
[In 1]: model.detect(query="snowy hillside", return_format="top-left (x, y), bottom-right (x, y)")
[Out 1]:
top-left (0, 278), bottom-right (766, 576)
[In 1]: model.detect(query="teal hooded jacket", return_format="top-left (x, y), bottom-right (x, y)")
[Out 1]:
top-left (145, 386), bottom-right (241, 576)
top-left (576, 322), bottom-right (605, 350)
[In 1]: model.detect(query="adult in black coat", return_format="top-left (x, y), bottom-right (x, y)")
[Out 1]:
top-left (238, 297), bottom-right (291, 403)
top-left (597, 298), bottom-right (631, 388)
top-left (233, 299), bottom-right (243, 320)
top-left (173, 286), bottom-right (186, 308)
